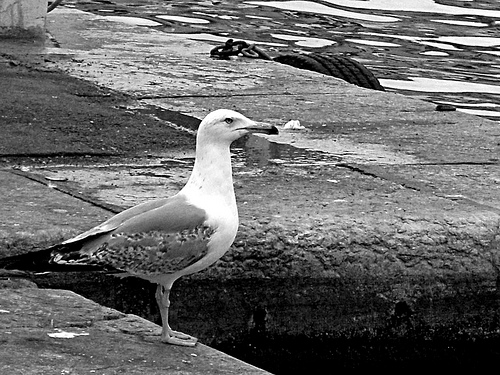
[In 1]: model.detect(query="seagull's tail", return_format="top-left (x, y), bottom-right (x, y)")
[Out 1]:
top-left (0, 247), bottom-right (56, 271)
top-left (0, 244), bottom-right (104, 272)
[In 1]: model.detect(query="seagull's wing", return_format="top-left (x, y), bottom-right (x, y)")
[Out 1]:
top-left (1, 195), bottom-right (213, 275)
top-left (63, 197), bottom-right (172, 244)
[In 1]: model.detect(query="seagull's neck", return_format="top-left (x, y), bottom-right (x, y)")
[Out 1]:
top-left (181, 141), bottom-right (236, 209)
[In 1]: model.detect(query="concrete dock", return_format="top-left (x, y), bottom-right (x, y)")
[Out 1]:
top-left (0, 285), bottom-right (268, 374)
top-left (1, 5), bottom-right (499, 373)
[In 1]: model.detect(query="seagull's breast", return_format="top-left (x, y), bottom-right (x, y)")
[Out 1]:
top-left (176, 192), bottom-right (238, 277)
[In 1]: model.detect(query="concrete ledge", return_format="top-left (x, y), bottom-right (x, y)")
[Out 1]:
top-left (0, 286), bottom-right (270, 374)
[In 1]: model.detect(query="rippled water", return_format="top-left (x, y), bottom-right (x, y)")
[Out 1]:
top-left (68, 0), bottom-right (500, 119)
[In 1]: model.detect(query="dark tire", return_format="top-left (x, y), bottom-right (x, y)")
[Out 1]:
top-left (273, 54), bottom-right (331, 76)
top-left (274, 53), bottom-right (384, 91)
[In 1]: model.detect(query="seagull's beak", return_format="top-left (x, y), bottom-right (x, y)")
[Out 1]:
top-left (241, 121), bottom-right (279, 135)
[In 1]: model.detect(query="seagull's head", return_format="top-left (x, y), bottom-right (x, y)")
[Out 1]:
top-left (197, 109), bottom-right (278, 145)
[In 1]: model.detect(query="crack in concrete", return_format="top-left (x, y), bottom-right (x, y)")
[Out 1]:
top-left (415, 161), bottom-right (499, 166)
top-left (6, 168), bottom-right (124, 214)
top-left (0, 151), bottom-right (119, 158)
top-left (339, 162), bottom-right (500, 214)
top-left (135, 92), bottom-right (305, 100)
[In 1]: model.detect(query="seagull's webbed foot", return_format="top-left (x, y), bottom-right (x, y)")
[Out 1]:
top-left (161, 329), bottom-right (198, 347)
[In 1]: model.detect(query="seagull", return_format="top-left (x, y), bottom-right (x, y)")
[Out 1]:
top-left (0, 109), bottom-right (278, 347)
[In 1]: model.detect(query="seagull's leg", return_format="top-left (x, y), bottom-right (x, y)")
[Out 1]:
top-left (155, 284), bottom-right (198, 346)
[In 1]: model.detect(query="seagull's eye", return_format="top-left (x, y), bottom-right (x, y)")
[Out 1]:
top-left (224, 118), bottom-right (233, 124)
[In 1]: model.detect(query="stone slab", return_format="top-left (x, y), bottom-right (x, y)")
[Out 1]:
top-left (0, 287), bottom-right (269, 374)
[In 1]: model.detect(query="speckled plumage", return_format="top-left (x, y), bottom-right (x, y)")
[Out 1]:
top-left (54, 226), bottom-right (214, 276)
